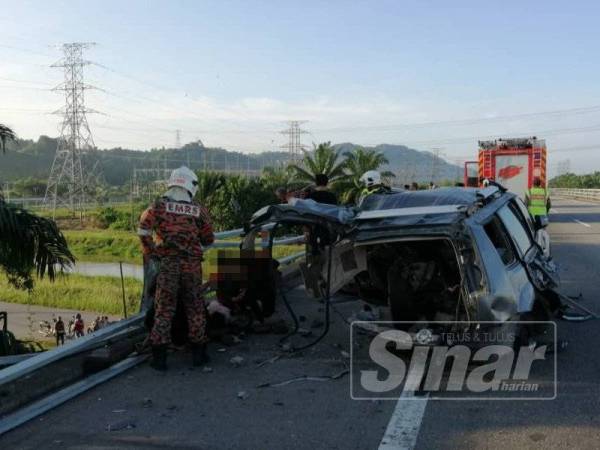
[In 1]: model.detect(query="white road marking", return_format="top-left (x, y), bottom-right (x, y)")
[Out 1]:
top-left (573, 219), bottom-right (591, 228)
top-left (379, 392), bottom-right (428, 450)
top-left (379, 362), bottom-right (428, 450)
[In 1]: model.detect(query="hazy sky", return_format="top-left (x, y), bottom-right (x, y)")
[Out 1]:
top-left (1, 0), bottom-right (600, 174)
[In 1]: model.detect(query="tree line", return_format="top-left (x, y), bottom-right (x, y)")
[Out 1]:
top-left (549, 172), bottom-right (600, 189)
top-left (96, 142), bottom-right (395, 232)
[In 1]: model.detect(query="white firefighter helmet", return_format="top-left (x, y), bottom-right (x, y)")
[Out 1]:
top-left (168, 166), bottom-right (199, 197)
top-left (360, 170), bottom-right (381, 188)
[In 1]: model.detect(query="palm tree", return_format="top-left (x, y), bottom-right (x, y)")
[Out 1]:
top-left (0, 124), bottom-right (16, 154)
top-left (260, 165), bottom-right (295, 191)
top-left (337, 147), bottom-right (395, 204)
top-left (0, 124), bottom-right (74, 289)
top-left (288, 142), bottom-right (347, 185)
top-left (194, 171), bottom-right (226, 206)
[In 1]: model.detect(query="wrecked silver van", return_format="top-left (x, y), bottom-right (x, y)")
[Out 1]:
top-left (245, 186), bottom-right (562, 340)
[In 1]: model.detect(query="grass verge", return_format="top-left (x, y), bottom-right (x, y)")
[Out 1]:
top-left (0, 274), bottom-right (143, 316)
top-left (64, 229), bottom-right (304, 267)
top-left (65, 230), bottom-right (142, 265)
top-left (0, 244), bottom-right (303, 316)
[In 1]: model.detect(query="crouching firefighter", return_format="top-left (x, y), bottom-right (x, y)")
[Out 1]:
top-left (138, 166), bottom-right (215, 371)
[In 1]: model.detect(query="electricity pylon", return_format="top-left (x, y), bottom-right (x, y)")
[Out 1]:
top-left (280, 121), bottom-right (308, 163)
top-left (44, 42), bottom-right (99, 217)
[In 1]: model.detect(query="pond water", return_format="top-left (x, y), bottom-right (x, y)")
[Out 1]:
top-left (67, 262), bottom-right (144, 280)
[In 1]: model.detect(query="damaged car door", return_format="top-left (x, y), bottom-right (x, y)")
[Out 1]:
top-left (471, 211), bottom-right (535, 321)
top-left (472, 200), bottom-right (556, 323)
top-left (498, 201), bottom-right (559, 291)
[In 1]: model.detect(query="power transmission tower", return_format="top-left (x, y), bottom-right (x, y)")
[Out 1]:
top-left (280, 121), bottom-right (308, 164)
top-left (175, 129), bottom-right (190, 165)
top-left (557, 159), bottom-right (571, 175)
top-left (430, 147), bottom-right (443, 184)
top-left (453, 158), bottom-right (464, 183)
top-left (44, 42), bottom-right (99, 217)
top-left (175, 129), bottom-right (182, 148)
top-left (131, 167), bottom-right (171, 201)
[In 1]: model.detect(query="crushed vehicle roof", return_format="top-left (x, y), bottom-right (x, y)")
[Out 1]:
top-left (250, 187), bottom-right (509, 231)
top-left (360, 187), bottom-right (483, 211)
top-left (354, 188), bottom-right (488, 230)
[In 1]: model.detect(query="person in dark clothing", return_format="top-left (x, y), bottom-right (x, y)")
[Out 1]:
top-left (306, 174), bottom-right (337, 205)
top-left (73, 313), bottom-right (85, 338)
top-left (275, 187), bottom-right (288, 204)
top-left (304, 174), bottom-right (337, 257)
top-left (55, 316), bottom-right (65, 346)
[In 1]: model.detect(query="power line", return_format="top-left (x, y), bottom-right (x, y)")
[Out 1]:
top-left (0, 43), bottom-right (54, 58)
top-left (309, 105), bottom-right (600, 133)
top-left (0, 84), bottom-right (51, 91)
top-left (0, 76), bottom-right (53, 87)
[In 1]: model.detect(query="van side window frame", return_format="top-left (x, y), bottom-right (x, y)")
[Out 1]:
top-left (482, 216), bottom-right (516, 266)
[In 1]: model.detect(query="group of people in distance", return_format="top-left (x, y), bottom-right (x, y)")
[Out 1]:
top-left (274, 170), bottom-right (433, 208)
top-left (275, 173), bottom-right (339, 205)
top-left (52, 313), bottom-right (111, 346)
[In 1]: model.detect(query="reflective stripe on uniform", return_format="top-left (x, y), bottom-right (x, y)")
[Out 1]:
top-left (528, 187), bottom-right (548, 217)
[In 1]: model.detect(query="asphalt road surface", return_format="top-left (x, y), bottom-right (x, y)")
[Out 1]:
top-left (2, 196), bottom-right (600, 449)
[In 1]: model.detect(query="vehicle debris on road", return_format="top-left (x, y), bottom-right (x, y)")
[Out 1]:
top-left (106, 420), bottom-right (136, 432)
top-left (257, 369), bottom-right (349, 388)
top-left (229, 356), bottom-right (245, 367)
top-left (237, 390), bottom-right (250, 400)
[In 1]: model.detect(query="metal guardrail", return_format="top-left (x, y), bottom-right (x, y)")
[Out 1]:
top-left (1, 228), bottom-right (306, 379)
top-left (0, 222), bottom-right (308, 436)
top-left (0, 317), bottom-right (144, 385)
top-left (0, 354), bottom-right (149, 435)
top-left (551, 188), bottom-right (600, 202)
top-left (209, 228), bottom-right (306, 264)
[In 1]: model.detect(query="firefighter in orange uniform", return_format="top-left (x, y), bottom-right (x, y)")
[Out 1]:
top-left (138, 166), bottom-right (214, 371)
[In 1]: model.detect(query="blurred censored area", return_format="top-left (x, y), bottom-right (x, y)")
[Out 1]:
top-left (212, 249), bottom-right (281, 323)
top-left (143, 248), bottom-right (281, 345)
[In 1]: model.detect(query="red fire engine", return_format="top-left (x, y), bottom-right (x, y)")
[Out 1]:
top-left (464, 137), bottom-right (547, 200)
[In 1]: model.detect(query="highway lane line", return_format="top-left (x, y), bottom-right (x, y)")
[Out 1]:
top-left (573, 219), bottom-right (592, 228)
top-left (378, 363), bottom-right (428, 450)
top-left (379, 392), bottom-right (428, 450)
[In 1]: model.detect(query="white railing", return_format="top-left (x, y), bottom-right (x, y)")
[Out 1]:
top-left (551, 188), bottom-right (600, 202)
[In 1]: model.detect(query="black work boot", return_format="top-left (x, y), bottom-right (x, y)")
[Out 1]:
top-left (191, 343), bottom-right (210, 367)
top-left (150, 345), bottom-right (168, 371)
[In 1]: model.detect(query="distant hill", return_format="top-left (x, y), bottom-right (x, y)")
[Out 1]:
top-left (0, 137), bottom-right (461, 186)
top-left (334, 143), bottom-right (462, 184)
top-left (0, 137), bottom-right (291, 186)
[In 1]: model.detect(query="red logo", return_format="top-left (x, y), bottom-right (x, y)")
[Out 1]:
top-left (498, 165), bottom-right (523, 180)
